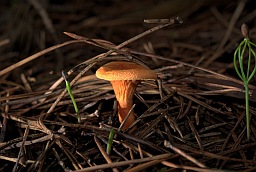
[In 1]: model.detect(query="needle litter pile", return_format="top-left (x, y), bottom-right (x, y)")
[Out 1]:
top-left (0, 0), bottom-right (256, 171)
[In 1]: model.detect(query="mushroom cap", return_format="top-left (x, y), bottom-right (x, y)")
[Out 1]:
top-left (96, 61), bottom-right (157, 81)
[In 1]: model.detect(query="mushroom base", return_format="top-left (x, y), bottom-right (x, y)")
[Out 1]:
top-left (110, 80), bottom-right (141, 130)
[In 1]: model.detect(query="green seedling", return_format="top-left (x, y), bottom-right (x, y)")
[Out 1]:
top-left (106, 128), bottom-right (115, 155)
top-left (233, 24), bottom-right (256, 140)
top-left (62, 71), bottom-right (81, 123)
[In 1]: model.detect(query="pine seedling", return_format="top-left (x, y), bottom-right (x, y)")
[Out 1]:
top-left (233, 24), bottom-right (256, 140)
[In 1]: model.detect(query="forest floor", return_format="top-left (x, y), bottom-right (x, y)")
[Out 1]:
top-left (0, 0), bottom-right (256, 171)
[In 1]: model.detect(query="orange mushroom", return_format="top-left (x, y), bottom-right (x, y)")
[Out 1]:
top-left (96, 61), bottom-right (157, 130)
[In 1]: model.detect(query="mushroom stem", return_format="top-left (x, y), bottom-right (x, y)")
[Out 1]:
top-left (110, 80), bottom-right (140, 130)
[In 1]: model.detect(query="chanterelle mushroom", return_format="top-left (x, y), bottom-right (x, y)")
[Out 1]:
top-left (96, 61), bottom-right (157, 130)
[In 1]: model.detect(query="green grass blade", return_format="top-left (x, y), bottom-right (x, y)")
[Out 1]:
top-left (62, 71), bottom-right (81, 123)
top-left (106, 128), bottom-right (115, 155)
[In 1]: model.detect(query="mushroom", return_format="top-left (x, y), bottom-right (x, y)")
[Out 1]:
top-left (96, 61), bottom-right (157, 130)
